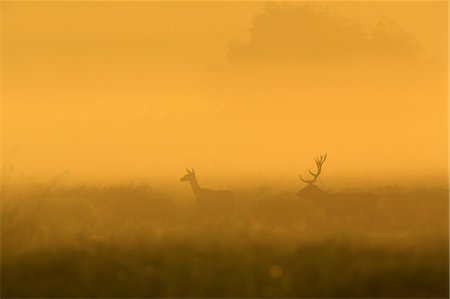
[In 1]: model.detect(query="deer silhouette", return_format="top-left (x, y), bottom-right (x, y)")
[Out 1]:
top-left (297, 154), bottom-right (380, 223)
top-left (180, 168), bottom-right (235, 214)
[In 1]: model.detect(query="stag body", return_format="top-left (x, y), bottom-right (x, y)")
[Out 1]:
top-left (180, 169), bottom-right (235, 213)
top-left (297, 154), bottom-right (380, 220)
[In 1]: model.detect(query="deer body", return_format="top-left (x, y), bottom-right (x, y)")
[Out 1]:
top-left (180, 169), bottom-right (235, 213)
top-left (297, 154), bottom-right (380, 220)
top-left (298, 186), bottom-right (379, 219)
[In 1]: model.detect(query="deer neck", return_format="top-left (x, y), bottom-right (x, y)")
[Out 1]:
top-left (189, 177), bottom-right (201, 196)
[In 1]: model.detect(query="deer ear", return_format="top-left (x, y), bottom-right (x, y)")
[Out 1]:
top-left (191, 168), bottom-right (195, 174)
top-left (186, 168), bottom-right (191, 173)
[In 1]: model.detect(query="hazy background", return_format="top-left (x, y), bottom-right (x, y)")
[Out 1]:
top-left (1, 3), bottom-right (448, 298)
top-left (2, 1), bottom-right (448, 186)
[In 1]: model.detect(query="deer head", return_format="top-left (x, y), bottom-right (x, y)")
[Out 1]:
top-left (180, 168), bottom-right (196, 182)
top-left (297, 153), bottom-right (327, 198)
top-left (300, 153), bottom-right (327, 185)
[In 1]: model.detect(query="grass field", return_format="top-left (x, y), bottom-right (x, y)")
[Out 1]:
top-left (1, 182), bottom-right (448, 297)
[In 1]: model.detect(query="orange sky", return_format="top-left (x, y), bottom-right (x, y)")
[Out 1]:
top-left (2, 1), bottom-right (448, 185)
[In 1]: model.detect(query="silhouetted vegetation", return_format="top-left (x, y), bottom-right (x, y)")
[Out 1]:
top-left (1, 182), bottom-right (448, 297)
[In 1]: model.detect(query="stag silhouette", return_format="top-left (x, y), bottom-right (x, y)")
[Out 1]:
top-left (180, 169), bottom-right (235, 214)
top-left (297, 154), bottom-right (380, 223)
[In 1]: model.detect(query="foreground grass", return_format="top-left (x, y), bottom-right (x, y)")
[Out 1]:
top-left (2, 240), bottom-right (448, 298)
top-left (1, 183), bottom-right (448, 297)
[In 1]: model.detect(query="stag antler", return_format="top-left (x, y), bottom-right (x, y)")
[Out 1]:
top-left (300, 153), bottom-right (327, 184)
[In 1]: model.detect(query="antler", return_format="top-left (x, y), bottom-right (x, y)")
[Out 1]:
top-left (300, 153), bottom-right (327, 184)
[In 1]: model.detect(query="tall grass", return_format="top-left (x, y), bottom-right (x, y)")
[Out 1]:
top-left (1, 182), bottom-right (448, 297)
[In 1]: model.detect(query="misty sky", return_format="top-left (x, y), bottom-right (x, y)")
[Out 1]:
top-left (2, 2), bottom-right (448, 184)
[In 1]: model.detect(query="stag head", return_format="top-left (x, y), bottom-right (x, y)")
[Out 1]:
top-left (299, 153), bottom-right (327, 184)
top-left (297, 153), bottom-right (327, 198)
